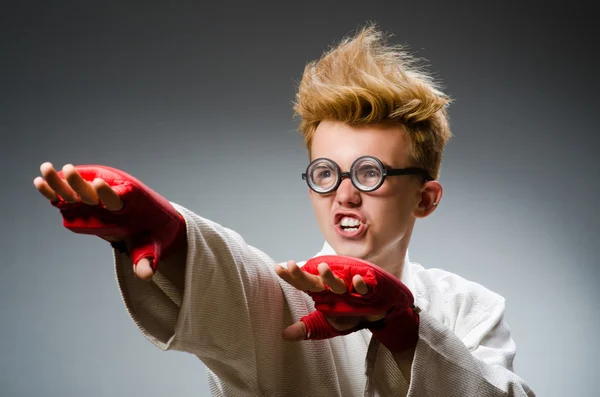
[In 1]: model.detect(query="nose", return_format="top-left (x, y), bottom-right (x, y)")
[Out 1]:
top-left (335, 176), bottom-right (361, 207)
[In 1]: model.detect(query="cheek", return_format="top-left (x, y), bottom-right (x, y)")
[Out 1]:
top-left (380, 181), bottom-right (421, 210)
top-left (310, 195), bottom-right (332, 219)
top-left (367, 193), bottom-right (415, 229)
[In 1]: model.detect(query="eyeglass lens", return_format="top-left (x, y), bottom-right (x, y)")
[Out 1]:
top-left (309, 160), bottom-right (337, 191)
top-left (308, 157), bottom-right (384, 192)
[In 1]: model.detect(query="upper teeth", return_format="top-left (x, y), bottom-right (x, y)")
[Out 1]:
top-left (340, 217), bottom-right (361, 227)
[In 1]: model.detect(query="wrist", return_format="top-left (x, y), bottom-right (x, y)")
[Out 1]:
top-left (369, 305), bottom-right (420, 352)
top-left (163, 212), bottom-right (187, 258)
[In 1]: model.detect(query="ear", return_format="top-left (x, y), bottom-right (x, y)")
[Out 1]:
top-left (414, 180), bottom-right (443, 218)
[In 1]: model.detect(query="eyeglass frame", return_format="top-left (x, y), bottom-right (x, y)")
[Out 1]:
top-left (301, 155), bottom-right (434, 194)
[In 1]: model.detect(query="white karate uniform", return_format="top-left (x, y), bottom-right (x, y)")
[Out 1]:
top-left (113, 203), bottom-right (535, 396)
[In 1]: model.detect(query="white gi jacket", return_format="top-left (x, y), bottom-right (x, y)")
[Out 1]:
top-left (113, 203), bottom-right (535, 396)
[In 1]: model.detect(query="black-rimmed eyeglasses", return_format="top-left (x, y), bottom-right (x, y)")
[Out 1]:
top-left (301, 156), bottom-right (433, 194)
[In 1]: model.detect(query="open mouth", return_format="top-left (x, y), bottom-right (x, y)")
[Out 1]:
top-left (339, 216), bottom-right (361, 232)
top-left (335, 215), bottom-right (366, 238)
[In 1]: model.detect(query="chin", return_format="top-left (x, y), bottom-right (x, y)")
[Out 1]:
top-left (332, 240), bottom-right (371, 259)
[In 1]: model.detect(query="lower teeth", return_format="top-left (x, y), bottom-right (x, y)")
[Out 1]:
top-left (343, 227), bottom-right (358, 232)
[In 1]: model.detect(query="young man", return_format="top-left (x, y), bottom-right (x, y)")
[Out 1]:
top-left (34, 25), bottom-right (534, 396)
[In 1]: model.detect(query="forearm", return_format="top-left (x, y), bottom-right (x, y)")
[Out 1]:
top-left (115, 203), bottom-right (287, 355)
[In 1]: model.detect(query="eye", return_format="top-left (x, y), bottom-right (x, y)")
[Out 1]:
top-left (317, 169), bottom-right (332, 179)
top-left (311, 164), bottom-right (336, 186)
top-left (359, 167), bottom-right (380, 179)
top-left (355, 163), bottom-right (382, 187)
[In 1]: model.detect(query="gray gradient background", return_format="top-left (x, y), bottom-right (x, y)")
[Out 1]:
top-left (2, 2), bottom-right (598, 396)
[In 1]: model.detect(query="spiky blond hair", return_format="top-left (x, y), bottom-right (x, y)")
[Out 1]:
top-left (293, 24), bottom-right (452, 180)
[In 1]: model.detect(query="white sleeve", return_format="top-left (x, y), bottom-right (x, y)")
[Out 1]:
top-left (367, 270), bottom-right (535, 396)
top-left (113, 203), bottom-right (289, 393)
top-left (405, 290), bottom-right (535, 396)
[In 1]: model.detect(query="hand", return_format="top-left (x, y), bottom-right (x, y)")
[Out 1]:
top-left (277, 255), bottom-right (420, 352)
top-left (34, 162), bottom-right (186, 280)
top-left (275, 259), bottom-right (386, 341)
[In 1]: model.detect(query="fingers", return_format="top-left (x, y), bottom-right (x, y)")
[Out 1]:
top-left (352, 274), bottom-right (369, 295)
top-left (33, 176), bottom-right (59, 202)
top-left (275, 260), bottom-right (325, 292)
top-left (36, 162), bottom-right (123, 211)
top-left (92, 178), bottom-right (123, 211)
top-left (276, 260), bottom-right (370, 295)
top-left (133, 258), bottom-right (154, 281)
top-left (318, 262), bottom-right (346, 294)
top-left (63, 164), bottom-right (99, 205)
top-left (275, 263), bottom-right (295, 286)
top-left (289, 261), bottom-right (325, 291)
top-left (40, 162), bottom-right (78, 202)
top-left (276, 261), bottom-right (317, 291)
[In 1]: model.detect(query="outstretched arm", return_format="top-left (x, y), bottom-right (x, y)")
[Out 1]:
top-left (34, 162), bottom-right (290, 395)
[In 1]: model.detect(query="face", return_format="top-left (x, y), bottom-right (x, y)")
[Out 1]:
top-left (308, 120), bottom-right (440, 266)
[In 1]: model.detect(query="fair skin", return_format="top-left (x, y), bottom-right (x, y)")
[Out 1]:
top-left (33, 119), bottom-right (442, 379)
top-left (34, 162), bottom-right (156, 279)
top-left (274, 120), bottom-right (442, 379)
top-left (275, 120), bottom-right (442, 333)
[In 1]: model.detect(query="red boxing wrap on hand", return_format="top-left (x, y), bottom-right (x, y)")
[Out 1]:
top-left (299, 255), bottom-right (420, 352)
top-left (51, 165), bottom-right (187, 271)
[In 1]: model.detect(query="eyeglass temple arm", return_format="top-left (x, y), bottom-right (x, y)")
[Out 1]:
top-left (386, 167), bottom-right (434, 181)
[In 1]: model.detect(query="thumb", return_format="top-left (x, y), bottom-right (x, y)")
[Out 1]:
top-left (282, 321), bottom-right (307, 342)
top-left (130, 235), bottom-right (162, 281)
top-left (292, 310), bottom-right (347, 341)
top-left (133, 257), bottom-right (155, 281)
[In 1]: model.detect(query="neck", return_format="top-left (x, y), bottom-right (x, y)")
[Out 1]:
top-left (367, 221), bottom-right (414, 280)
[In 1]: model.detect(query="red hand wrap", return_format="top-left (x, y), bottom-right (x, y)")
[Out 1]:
top-left (51, 165), bottom-right (186, 271)
top-left (300, 310), bottom-right (361, 340)
top-left (299, 255), bottom-right (419, 352)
